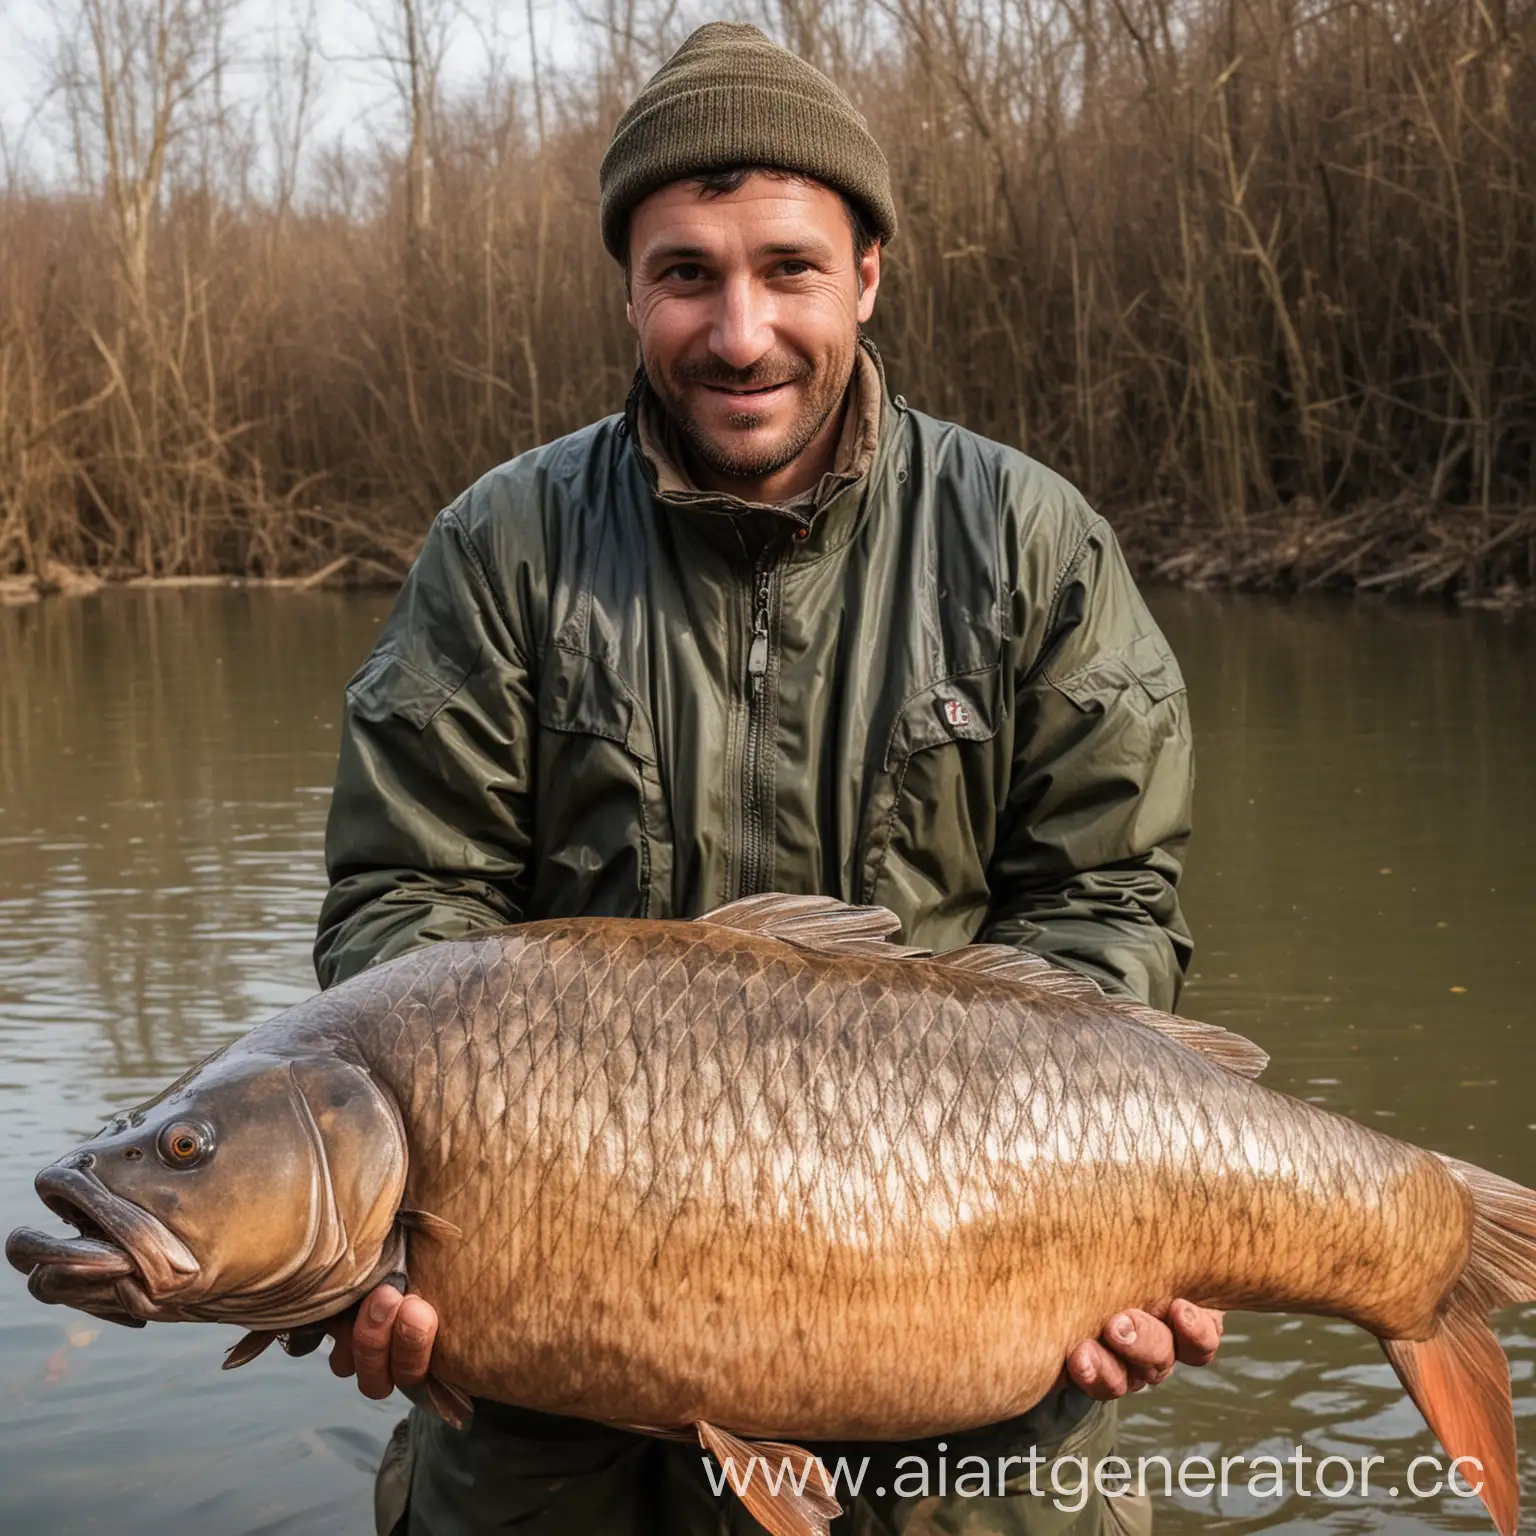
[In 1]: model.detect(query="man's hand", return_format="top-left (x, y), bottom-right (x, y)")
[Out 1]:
top-left (329, 1282), bottom-right (440, 1399)
top-left (1063, 1300), bottom-right (1223, 1400)
top-left (325, 1285), bottom-right (1218, 1405)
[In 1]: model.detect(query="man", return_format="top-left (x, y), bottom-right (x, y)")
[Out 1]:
top-left (316, 21), bottom-right (1221, 1536)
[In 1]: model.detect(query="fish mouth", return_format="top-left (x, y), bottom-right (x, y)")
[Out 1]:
top-left (6, 1164), bottom-right (200, 1323)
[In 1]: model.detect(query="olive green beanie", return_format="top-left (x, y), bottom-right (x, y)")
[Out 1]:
top-left (599, 21), bottom-right (896, 261)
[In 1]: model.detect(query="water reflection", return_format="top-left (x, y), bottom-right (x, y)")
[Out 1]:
top-left (0, 589), bottom-right (396, 1535)
top-left (1121, 591), bottom-right (1536, 1533)
top-left (0, 587), bottom-right (1532, 1534)
top-left (0, 590), bottom-right (389, 1082)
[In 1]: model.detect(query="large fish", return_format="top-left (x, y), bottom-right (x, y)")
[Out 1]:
top-left (9, 895), bottom-right (1536, 1535)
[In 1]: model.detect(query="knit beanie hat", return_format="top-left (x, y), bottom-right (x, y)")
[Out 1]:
top-left (599, 21), bottom-right (896, 261)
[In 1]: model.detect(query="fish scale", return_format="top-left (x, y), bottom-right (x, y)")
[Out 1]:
top-left (395, 922), bottom-right (1395, 1419)
top-left (7, 894), bottom-right (1536, 1536)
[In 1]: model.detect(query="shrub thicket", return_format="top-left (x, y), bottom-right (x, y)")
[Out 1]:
top-left (1, 0), bottom-right (1532, 599)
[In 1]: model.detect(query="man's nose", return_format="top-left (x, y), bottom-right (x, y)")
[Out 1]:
top-left (709, 275), bottom-right (774, 371)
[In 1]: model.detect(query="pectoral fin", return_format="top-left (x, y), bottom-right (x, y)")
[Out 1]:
top-left (223, 1320), bottom-right (348, 1369)
top-left (280, 1322), bottom-right (329, 1358)
top-left (398, 1209), bottom-right (464, 1242)
top-left (695, 1420), bottom-right (841, 1536)
top-left (222, 1329), bottom-right (278, 1369)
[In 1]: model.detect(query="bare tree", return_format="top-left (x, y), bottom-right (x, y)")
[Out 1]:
top-left (55, 0), bottom-right (236, 309)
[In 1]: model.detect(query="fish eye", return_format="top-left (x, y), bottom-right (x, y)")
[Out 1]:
top-left (157, 1120), bottom-right (214, 1169)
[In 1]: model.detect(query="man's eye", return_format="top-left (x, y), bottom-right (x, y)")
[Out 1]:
top-left (776, 261), bottom-right (812, 277)
top-left (665, 263), bottom-right (704, 282)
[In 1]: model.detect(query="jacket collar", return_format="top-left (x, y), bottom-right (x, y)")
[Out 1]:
top-left (625, 336), bottom-right (898, 563)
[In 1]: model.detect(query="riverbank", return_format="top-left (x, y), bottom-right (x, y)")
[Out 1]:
top-left (1118, 498), bottom-right (1536, 612)
top-left (0, 554), bottom-right (395, 606)
top-left (7, 499), bottom-right (1533, 612)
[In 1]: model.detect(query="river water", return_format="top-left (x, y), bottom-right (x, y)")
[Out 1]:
top-left (0, 588), bottom-right (1531, 1535)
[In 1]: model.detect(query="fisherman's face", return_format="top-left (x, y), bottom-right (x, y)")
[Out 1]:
top-left (625, 173), bottom-right (881, 493)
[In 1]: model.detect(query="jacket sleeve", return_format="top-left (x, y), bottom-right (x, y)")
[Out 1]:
top-left (979, 512), bottom-right (1194, 1010)
top-left (313, 501), bottom-right (536, 989)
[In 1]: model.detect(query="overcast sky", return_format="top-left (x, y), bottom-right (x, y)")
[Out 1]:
top-left (0, 0), bottom-right (595, 186)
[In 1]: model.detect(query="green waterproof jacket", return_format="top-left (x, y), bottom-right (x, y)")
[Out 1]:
top-left (316, 344), bottom-right (1194, 1009)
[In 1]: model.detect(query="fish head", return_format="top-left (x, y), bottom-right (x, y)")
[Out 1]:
top-left (7, 1049), bottom-right (408, 1330)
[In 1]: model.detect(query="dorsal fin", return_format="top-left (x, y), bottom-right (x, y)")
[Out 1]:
top-left (938, 943), bottom-right (1106, 1000)
top-left (696, 895), bottom-right (1267, 1079)
top-left (940, 945), bottom-right (1267, 1077)
top-left (696, 895), bottom-right (931, 960)
top-left (1110, 1002), bottom-right (1269, 1078)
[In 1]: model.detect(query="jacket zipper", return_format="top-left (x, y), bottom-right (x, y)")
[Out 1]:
top-left (738, 552), bottom-right (777, 896)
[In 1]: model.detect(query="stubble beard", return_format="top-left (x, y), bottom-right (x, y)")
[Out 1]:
top-left (647, 348), bottom-right (853, 486)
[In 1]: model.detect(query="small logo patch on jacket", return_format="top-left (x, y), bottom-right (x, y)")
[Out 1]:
top-left (943, 698), bottom-right (972, 728)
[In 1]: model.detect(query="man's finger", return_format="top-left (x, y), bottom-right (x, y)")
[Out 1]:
top-left (1169, 1300), bottom-right (1224, 1367)
top-left (1066, 1339), bottom-right (1130, 1401)
top-left (352, 1284), bottom-right (406, 1399)
top-left (328, 1319), bottom-right (356, 1379)
top-left (390, 1295), bottom-right (438, 1391)
top-left (1101, 1309), bottom-right (1176, 1379)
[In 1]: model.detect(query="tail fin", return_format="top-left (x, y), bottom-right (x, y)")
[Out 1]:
top-left (1381, 1157), bottom-right (1536, 1536)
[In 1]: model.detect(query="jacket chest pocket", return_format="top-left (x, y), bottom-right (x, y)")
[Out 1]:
top-left (528, 646), bottom-right (674, 920)
top-left (857, 665), bottom-right (1006, 939)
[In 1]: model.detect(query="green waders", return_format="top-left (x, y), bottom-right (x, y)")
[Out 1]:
top-left (375, 1392), bottom-right (1151, 1536)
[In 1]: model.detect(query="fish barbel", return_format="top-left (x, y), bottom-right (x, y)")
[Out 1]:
top-left (8, 895), bottom-right (1536, 1535)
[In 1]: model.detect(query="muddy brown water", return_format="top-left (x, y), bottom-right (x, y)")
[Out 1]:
top-left (0, 588), bottom-right (1531, 1534)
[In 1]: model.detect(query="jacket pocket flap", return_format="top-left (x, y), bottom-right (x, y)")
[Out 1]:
top-left (345, 648), bottom-right (467, 731)
top-left (1049, 631), bottom-right (1186, 712)
top-left (884, 666), bottom-right (1002, 771)
top-left (539, 645), bottom-right (656, 765)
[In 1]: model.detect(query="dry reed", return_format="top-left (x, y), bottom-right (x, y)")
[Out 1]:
top-left (1, 0), bottom-right (1532, 603)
